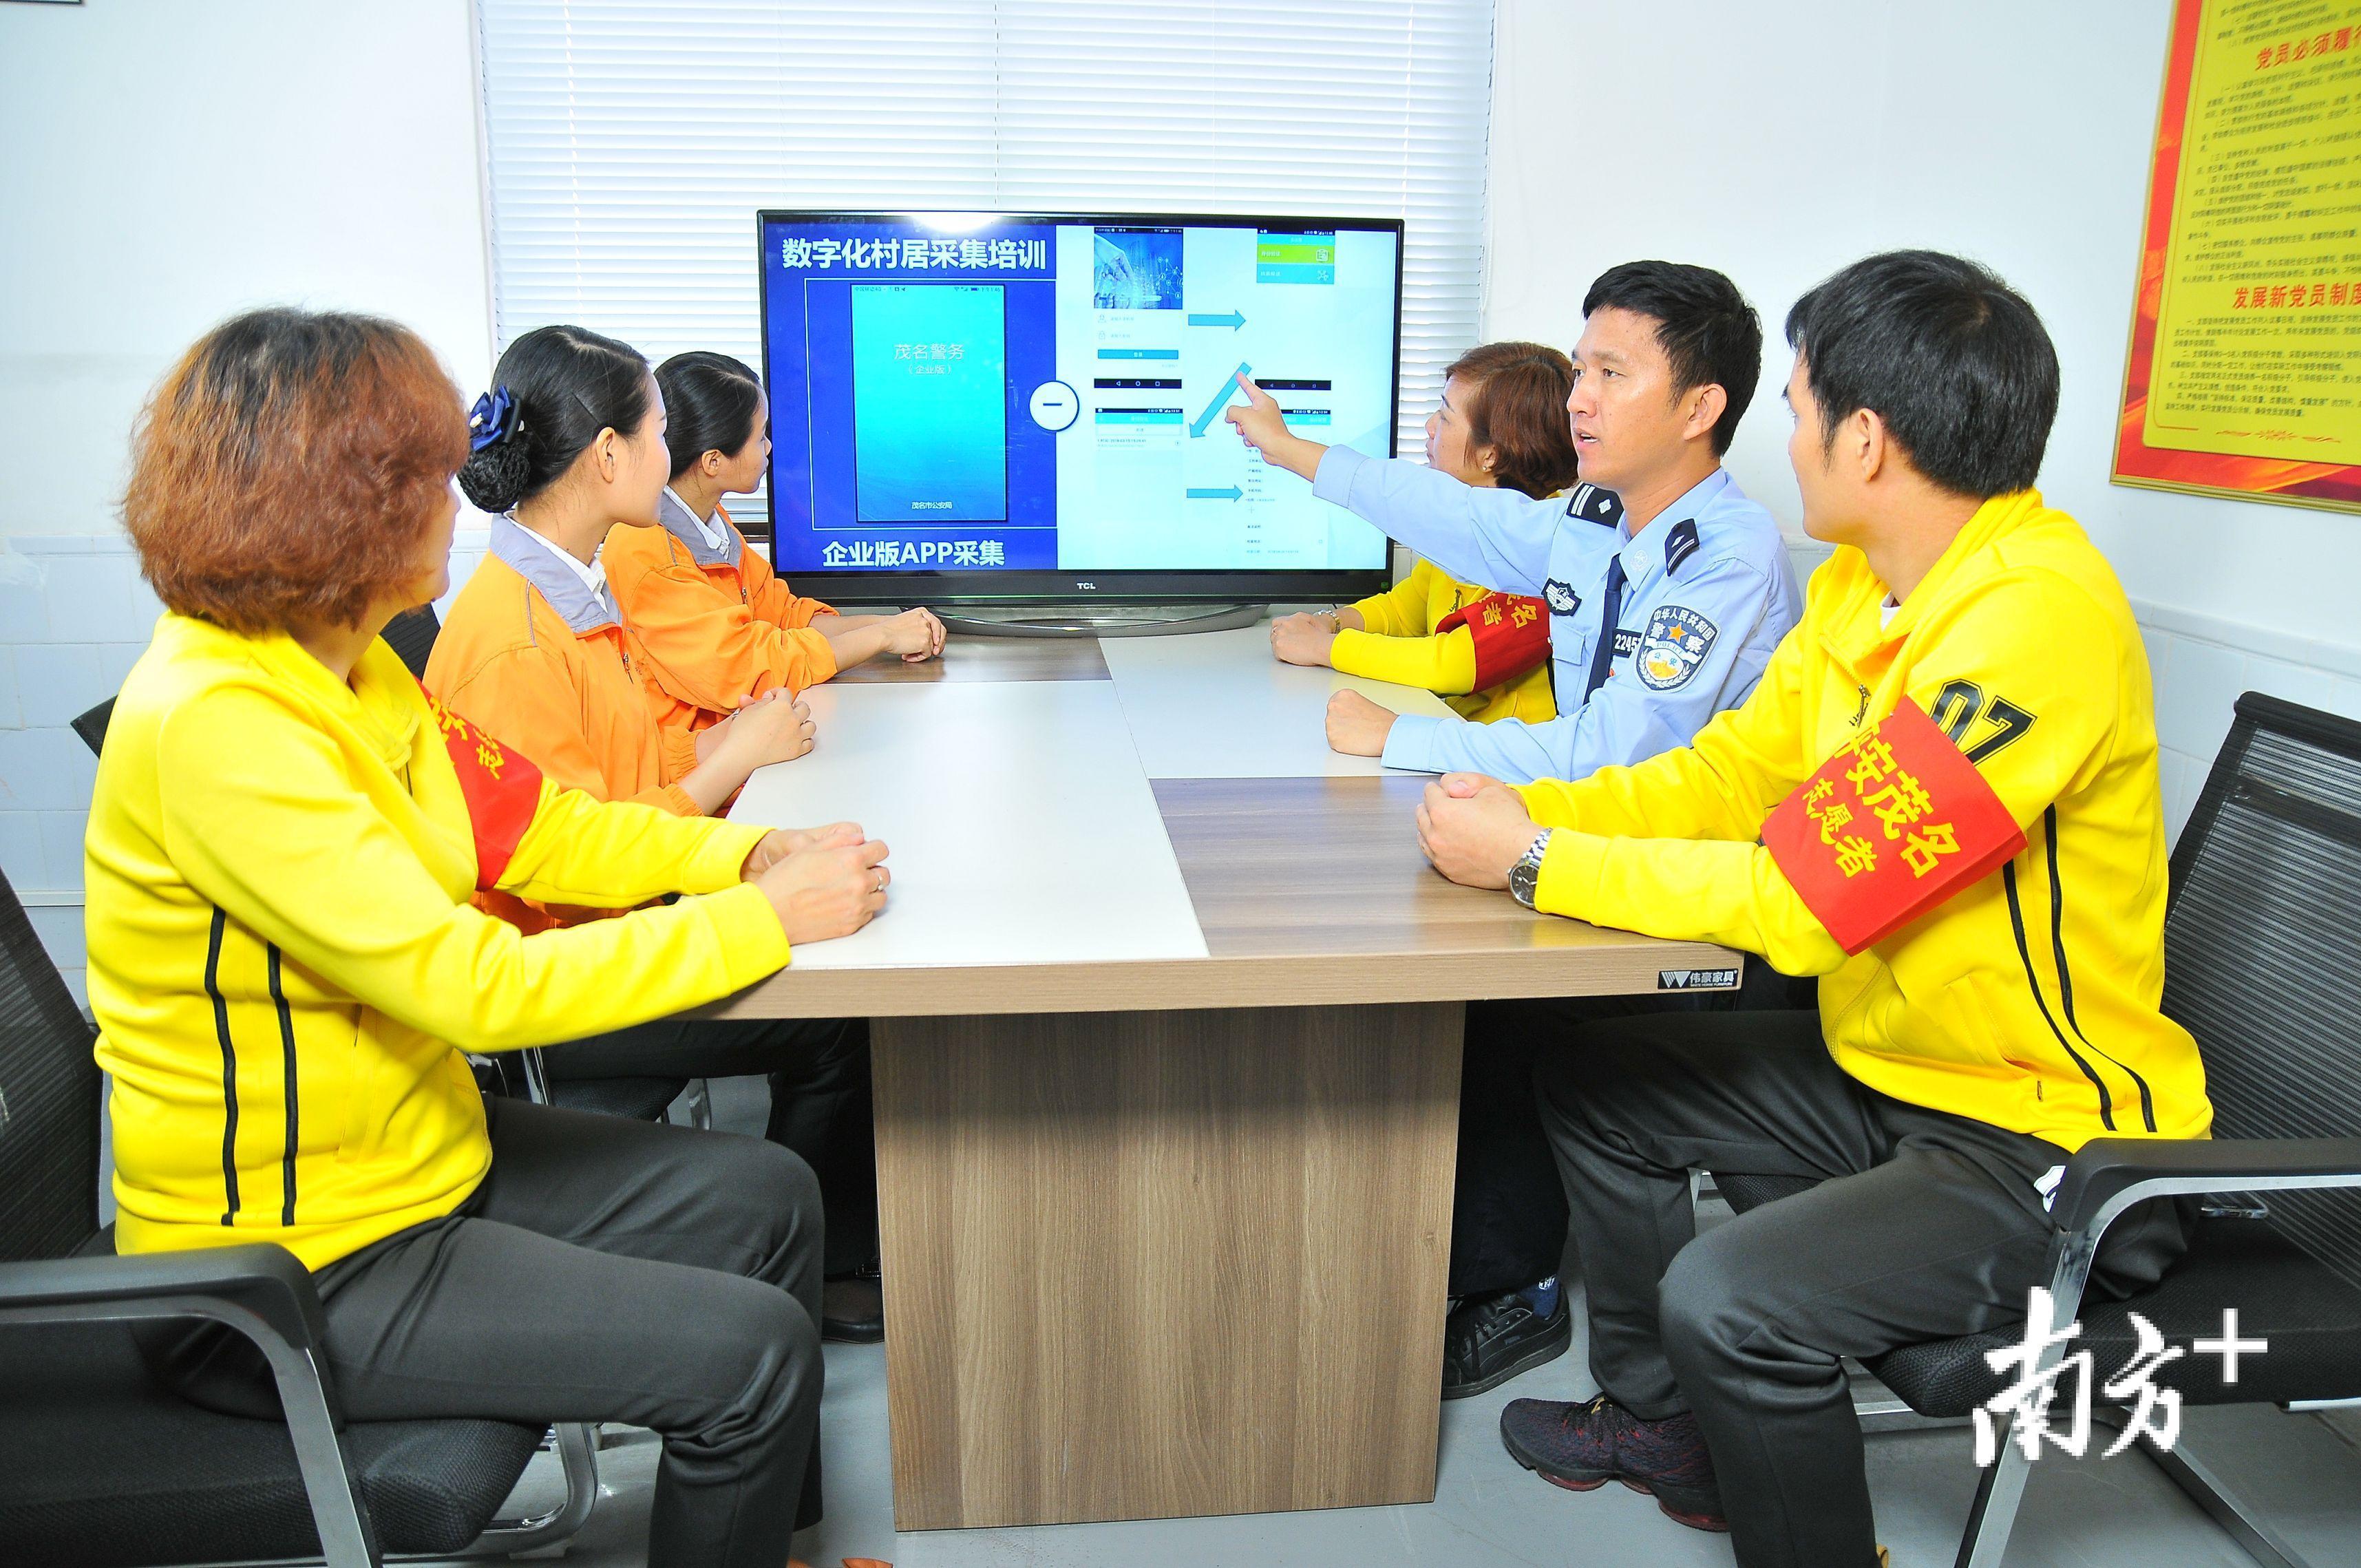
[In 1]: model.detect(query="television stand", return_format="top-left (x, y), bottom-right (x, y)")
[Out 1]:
top-left (936, 603), bottom-right (1266, 639)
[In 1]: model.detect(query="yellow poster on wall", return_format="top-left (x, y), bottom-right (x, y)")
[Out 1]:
top-left (2116, 1), bottom-right (2361, 511)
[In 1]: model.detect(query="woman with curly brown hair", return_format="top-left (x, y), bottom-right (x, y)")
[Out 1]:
top-left (90, 306), bottom-right (885, 1566)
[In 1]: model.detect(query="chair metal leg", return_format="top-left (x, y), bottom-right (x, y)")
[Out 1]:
top-left (2093, 1410), bottom-right (2314, 1568)
top-left (682, 1077), bottom-right (714, 1131)
top-left (438, 1420), bottom-right (600, 1560)
top-left (264, 1344), bottom-right (382, 1568)
top-left (1854, 1394), bottom-right (1967, 1434)
top-left (519, 1046), bottom-right (553, 1106)
top-left (1949, 1412), bottom-right (2035, 1568)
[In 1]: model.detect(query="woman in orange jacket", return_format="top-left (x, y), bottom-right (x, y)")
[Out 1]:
top-left (429, 326), bottom-right (887, 1340)
top-left (427, 328), bottom-right (812, 818)
top-left (604, 350), bottom-right (944, 744)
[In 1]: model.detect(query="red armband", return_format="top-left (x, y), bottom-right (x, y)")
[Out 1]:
top-left (420, 686), bottom-right (545, 890)
top-left (1761, 698), bottom-right (2026, 954)
top-left (1434, 592), bottom-right (1552, 691)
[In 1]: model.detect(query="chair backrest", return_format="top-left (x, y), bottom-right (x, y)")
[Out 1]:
top-left (72, 697), bottom-right (115, 759)
top-left (2162, 691), bottom-right (2361, 1286)
top-left (382, 604), bottom-right (441, 681)
top-left (0, 867), bottom-right (102, 1263)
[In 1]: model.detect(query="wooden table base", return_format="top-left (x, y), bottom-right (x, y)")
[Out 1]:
top-left (872, 1002), bottom-right (1462, 1529)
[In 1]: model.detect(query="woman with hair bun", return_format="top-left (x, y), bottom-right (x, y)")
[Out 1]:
top-left (430, 326), bottom-right (891, 1344)
top-left (603, 350), bottom-right (942, 750)
top-left (92, 307), bottom-right (889, 1563)
top-left (429, 326), bottom-right (812, 820)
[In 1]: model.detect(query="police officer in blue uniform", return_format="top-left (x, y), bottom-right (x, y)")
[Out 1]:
top-left (1229, 260), bottom-right (1812, 1401)
top-left (1246, 273), bottom-right (1801, 786)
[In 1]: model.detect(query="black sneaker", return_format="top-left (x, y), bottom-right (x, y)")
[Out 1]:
top-left (1499, 1395), bottom-right (1727, 1532)
top-left (1441, 1288), bottom-right (1571, 1399)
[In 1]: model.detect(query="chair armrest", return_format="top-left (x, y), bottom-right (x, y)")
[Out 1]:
top-left (2053, 1136), bottom-right (2361, 1238)
top-left (0, 1242), bottom-right (379, 1565)
top-left (0, 1242), bottom-right (326, 1357)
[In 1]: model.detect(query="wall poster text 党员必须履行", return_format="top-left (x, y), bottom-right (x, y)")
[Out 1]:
top-left (2116, 0), bottom-right (2361, 513)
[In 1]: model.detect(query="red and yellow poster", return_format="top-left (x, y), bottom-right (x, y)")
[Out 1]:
top-left (2115, 0), bottom-right (2361, 513)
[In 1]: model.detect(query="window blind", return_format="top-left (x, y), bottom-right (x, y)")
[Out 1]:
top-left (476, 0), bottom-right (1495, 533)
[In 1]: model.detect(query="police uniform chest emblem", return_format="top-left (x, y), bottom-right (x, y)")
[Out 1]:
top-left (1636, 605), bottom-right (1718, 690)
top-left (1543, 579), bottom-right (1580, 615)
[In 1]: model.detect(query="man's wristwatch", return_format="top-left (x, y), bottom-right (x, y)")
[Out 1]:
top-left (1507, 829), bottom-right (1554, 909)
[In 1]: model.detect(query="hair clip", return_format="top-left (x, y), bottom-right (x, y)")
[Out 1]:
top-left (468, 385), bottom-right (517, 452)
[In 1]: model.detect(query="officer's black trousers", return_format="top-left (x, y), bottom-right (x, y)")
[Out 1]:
top-left (152, 1098), bottom-right (827, 1567)
top-left (1536, 1008), bottom-right (2186, 1568)
top-left (1449, 962), bottom-right (1808, 1298)
top-left (547, 1015), bottom-right (878, 1276)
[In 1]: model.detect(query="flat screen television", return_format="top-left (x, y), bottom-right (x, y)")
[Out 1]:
top-left (754, 210), bottom-right (1403, 608)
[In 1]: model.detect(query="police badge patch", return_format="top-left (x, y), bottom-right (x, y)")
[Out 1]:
top-left (1543, 579), bottom-right (1580, 615)
top-left (1636, 605), bottom-right (1717, 690)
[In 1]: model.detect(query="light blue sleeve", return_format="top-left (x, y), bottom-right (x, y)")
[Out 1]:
top-left (1309, 447), bottom-right (1556, 595)
top-left (1379, 553), bottom-right (1782, 785)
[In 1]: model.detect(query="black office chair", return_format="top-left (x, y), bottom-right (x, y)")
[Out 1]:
top-left (381, 603), bottom-right (441, 680)
top-left (72, 697), bottom-right (116, 758)
top-left (0, 865), bottom-right (600, 1567)
top-left (1713, 691), bottom-right (2361, 1568)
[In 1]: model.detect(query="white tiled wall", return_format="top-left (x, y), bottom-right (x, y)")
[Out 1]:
top-left (2141, 606), bottom-right (2361, 843)
top-left (0, 537), bottom-right (168, 1008)
top-left (4, 531), bottom-right (2356, 1009)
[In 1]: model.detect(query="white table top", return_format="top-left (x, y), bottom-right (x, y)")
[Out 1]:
top-left (714, 624), bottom-right (1740, 1011)
top-left (1097, 625), bottom-right (1454, 779)
top-left (730, 679), bottom-right (1207, 969)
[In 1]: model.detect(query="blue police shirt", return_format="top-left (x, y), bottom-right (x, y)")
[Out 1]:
top-left (1308, 449), bottom-right (1801, 784)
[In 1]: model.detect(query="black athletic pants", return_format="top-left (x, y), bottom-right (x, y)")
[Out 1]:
top-left (150, 1098), bottom-right (827, 1567)
top-left (546, 1015), bottom-right (878, 1277)
top-left (1450, 962), bottom-right (1811, 1298)
top-left (1537, 1008), bottom-right (2187, 1568)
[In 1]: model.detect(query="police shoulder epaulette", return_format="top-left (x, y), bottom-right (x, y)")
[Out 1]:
top-left (1566, 483), bottom-right (1624, 527)
top-left (1664, 517), bottom-right (1702, 575)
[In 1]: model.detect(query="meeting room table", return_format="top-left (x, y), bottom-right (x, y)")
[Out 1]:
top-left (712, 624), bottom-right (1743, 1531)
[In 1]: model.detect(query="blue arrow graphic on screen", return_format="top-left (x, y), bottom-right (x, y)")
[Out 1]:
top-left (1189, 363), bottom-right (1253, 439)
top-left (1187, 310), bottom-right (1247, 330)
top-left (1185, 486), bottom-right (1244, 501)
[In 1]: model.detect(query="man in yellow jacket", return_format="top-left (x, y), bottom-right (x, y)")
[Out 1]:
top-left (1415, 252), bottom-right (2208, 1567)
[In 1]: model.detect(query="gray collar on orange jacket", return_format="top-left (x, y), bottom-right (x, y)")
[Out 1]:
top-left (489, 513), bottom-right (619, 636)
top-left (656, 486), bottom-right (743, 570)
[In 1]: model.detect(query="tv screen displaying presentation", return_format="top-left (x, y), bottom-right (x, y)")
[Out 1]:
top-left (755, 211), bottom-right (1402, 604)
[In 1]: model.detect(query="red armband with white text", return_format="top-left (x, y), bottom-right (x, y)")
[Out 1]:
top-left (421, 687), bottom-right (546, 889)
top-left (1434, 592), bottom-right (1552, 691)
top-left (1760, 698), bottom-right (2026, 954)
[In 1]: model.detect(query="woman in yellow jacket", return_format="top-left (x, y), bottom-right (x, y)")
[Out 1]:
top-left (1267, 341), bottom-right (1584, 718)
top-left (604, 350), bottom-right (944, 748)
top-left (429, 326), bottom-right (888, 1343)
top-left (94, 307), bottom-right (891, 1563)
